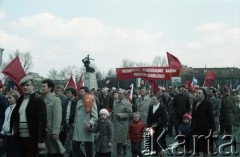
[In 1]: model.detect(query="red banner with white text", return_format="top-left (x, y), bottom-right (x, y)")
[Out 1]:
top-left (116, 67), bottom-right (180, 80)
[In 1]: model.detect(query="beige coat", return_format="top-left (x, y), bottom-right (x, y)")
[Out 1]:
top-left (112, 98), bottom-right (132, 143)
top-left (135, 95), bottom-right (152, 125)
top-left (43, 93), bottom-right (65, 154)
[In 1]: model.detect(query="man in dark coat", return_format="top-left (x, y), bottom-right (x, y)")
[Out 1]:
top-left (172, 86), bottom-right (190, 135)
top-left (147, 95), bottom-right (168, 157)
top-left (62, 87), bottom-right (78, 157)
top-left (0, 93), bottom-right (8, 156)
top-left (220, 88), bottom-right (235, 135)
top-left (10, 75), bottom-right (47, 157)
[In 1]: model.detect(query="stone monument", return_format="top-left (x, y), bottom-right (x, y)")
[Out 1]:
top-left (82, 54), bottom-right (98, 90)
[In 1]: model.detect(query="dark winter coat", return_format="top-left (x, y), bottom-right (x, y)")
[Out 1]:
top-left (10, 93), bottom-right (47, 143)
top-left (191, 99), bottom-right (216, 152)
top-left (88, 118), bottom-right (113, 153)
top-left (220, 95), bottom-right (235, 126)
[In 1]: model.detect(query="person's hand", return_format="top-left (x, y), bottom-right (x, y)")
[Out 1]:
top-left (38, 143), bottom-right (45, 150)
top-left (85, 122), bottom-right (91, 129)
top-left (108, 142), bottom-right (112, 147)
top-left (52, 134), bottom-right (59, 140)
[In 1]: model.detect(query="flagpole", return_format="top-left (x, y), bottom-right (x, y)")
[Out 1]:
top-left (203, 78), bottom-right (206, 87)
top-left (169, 70), bottom-right (173, 87)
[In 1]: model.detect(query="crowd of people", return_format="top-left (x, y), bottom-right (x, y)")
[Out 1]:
top-left (0, 75), bottom-right (240, 157)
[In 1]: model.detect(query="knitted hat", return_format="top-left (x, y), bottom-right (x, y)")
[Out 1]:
top-left (99, 108), bottom-right (110, 116)
top-left (183, 113), bottom-right (192, 121)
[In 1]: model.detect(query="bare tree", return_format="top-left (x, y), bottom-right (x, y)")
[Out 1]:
top-left (121, 59), bottom-right (136, 68)
top-left (58, 66), bottom-right (78, 80)
top-left (106, 68), bottom-right (116, 78)
top-left (96, 71), bottom-right (103, 81)
top-left (47, 69), bottom-right (59, 80)
top-left (136, 62), bottom-right (149, 67)
top-left (152, 56), bottom-right (167, 66)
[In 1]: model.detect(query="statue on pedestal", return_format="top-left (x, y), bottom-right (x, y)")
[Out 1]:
top-left (82, 54), bottom-right (95, 73)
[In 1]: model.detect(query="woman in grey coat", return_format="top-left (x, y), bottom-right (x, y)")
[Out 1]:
top-left (87, 109), bottom-right (113, 157)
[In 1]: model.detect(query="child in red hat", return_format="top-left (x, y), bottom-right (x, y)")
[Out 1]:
top-left (178, 113), bottom-right (192, 155)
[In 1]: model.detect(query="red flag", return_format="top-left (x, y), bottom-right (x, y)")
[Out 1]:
top-left (203, 71), bottom-right (216, 87)
top-left (1, 56), bottom-right (26, 95)
top-left (65, 74), bottom-right (76, 89)
top-left (146, 79), bottom-right (158, 94)
top-left (203, 79), bottom-right (212, 88)
top-left (167, 52), bottom-right (182, 70)
top-left (76, 73), bottom-right (83, 92)
top-left (184, 79), bottom-right (195, 92)
top-left (206, 70), bottom-right (216, 80)
top-left (184, 79), bottom-right (191, 89)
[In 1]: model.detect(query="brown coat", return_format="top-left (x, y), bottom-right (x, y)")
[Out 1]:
top-left (10, 93), bottom-right (47, 143)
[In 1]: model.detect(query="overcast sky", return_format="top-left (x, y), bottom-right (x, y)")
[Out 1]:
top-left (0, 0), bottom-right (239, 77)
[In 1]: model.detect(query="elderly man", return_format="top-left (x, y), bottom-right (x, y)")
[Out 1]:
top-left (112, 89), bottom-right (132, 157)
top-left (10, 75), bottom-right (47, 157)
top-left (135, 88), bottom-right (152, 125)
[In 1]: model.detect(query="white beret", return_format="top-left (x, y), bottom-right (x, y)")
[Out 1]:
top-left (99, 108), bottom-right (110, 116)
top-left (19, 75), bottom-right (33, 85)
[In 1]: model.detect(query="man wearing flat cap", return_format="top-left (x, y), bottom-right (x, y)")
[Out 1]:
top-left (10, 75), bottom-right (47, 157)
top-left (112, 88), bottom-right (132, 157)
top-left (135, 87), bottom-right (152, 125)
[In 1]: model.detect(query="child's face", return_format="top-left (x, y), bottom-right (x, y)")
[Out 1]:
top-left (183, 118), bottom-right (190, 124)
top-left (133, 116), bottom-right (140, 122)
top-left (7, 94), bottom-right (16, 105)
top-left (100, 114), bottom-right (108, 120)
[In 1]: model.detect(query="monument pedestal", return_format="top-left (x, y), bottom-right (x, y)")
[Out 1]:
top-left (84, 72), bottom-right (98, 90)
